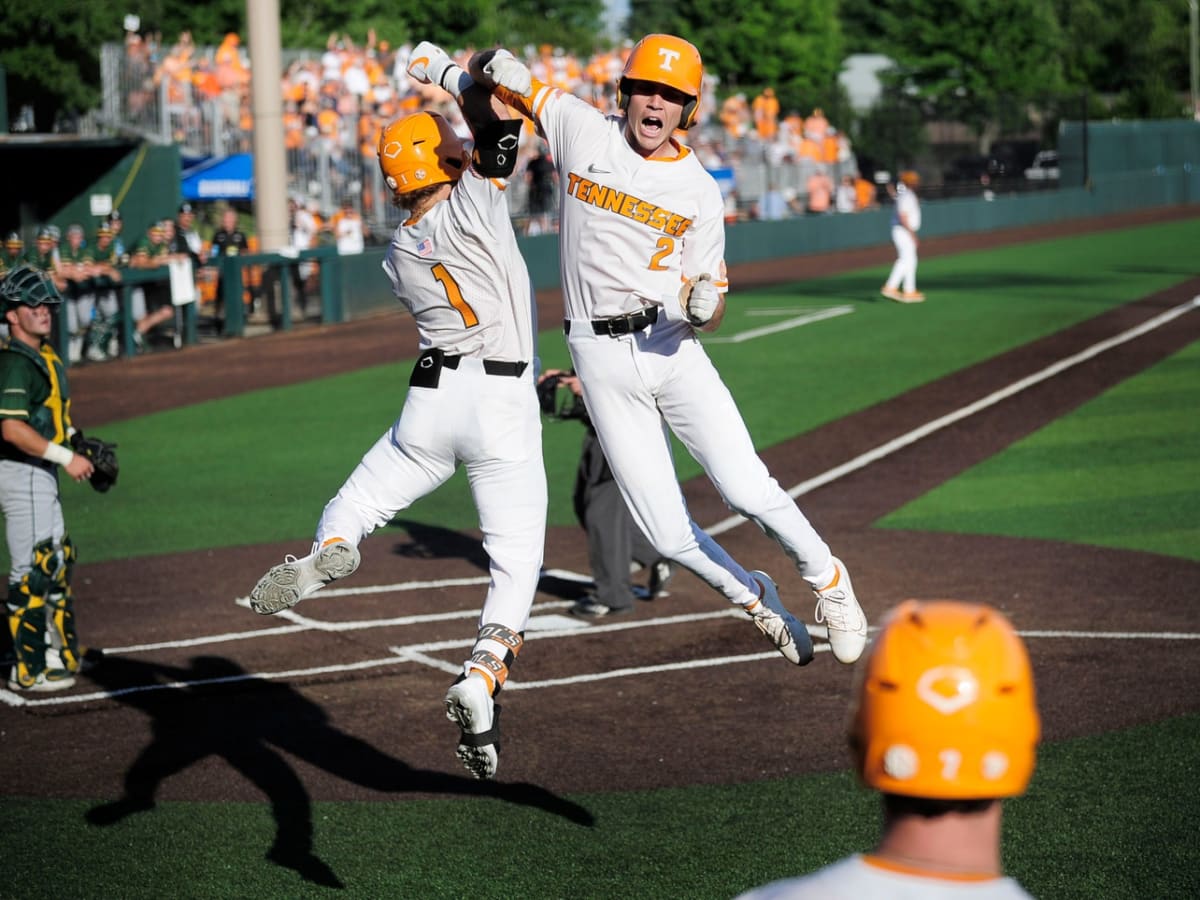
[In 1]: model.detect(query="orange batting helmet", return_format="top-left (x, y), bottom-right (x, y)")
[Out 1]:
top-left (849, 600), bottom-right (1040, 800)
top-left (377, 112), bottom-right (467, 197)
top-left (617, 34), bottom-right (703, 128)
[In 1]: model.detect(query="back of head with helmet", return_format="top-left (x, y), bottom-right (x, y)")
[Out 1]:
top-left (617, 34), bottom-right (704, 129)
top-left (377, 112), bottom-right (467, 198)
top-left (849, 600), bottom-right (1040, 800)
top-left (1, 264), bottom-right (63, 312)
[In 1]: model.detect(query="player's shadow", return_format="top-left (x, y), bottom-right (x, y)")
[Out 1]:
top-left (389, 518), bottom-right (491, 571)
top-left (83, 655), bottom-right (593, 889)
top-left (388, 518), bottom-right (592, 602)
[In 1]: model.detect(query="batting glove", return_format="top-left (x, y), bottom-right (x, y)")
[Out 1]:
top-left (480, 49), bottom-right (532, 98)
top-left (684, 274), bottom-right (720, 326)
top-left (408, 41), bottom-right (471, 98)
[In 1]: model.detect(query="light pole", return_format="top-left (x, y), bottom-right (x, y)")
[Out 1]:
top-left (1190, 0), bottom-right (1199, 120)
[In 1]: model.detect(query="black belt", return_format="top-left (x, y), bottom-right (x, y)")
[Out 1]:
top-left (585, 305), bottom-right (660, 337)
top-left (442, 354), bottom-right (528, 377)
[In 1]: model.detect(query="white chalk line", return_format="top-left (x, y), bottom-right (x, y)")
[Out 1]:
top-left (5, 296), bottom-right (1197, 709)
top-left (707, 294), bottom-right (1200, 536)
top-left (705, 305), bottom-right (855, 343)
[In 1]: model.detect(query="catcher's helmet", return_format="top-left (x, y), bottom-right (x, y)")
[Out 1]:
top-left (1, 264), bottom-right (63, 311)
top-left (849, 600), bottom-right (1040, 800)
top-left (618, 34), bottom-right (703, 128)
top-left (377, 112), bottom-right (467, 197)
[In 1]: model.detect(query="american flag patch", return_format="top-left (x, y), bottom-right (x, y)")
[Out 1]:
top-left (416, 237), bottom-right (433, 257)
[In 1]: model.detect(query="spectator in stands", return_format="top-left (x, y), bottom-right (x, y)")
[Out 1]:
top-left (836, 174), bottom-right (858, 213)
top-left (330, 197), bottom-right (365, 255)
top-left (524, 140), bottom-right (557, 235)
top-left (806, 165), bottom-right (834, 214)
top-left (752, 87), bottom-right (779, 142)
top-left (855, 174), bottom-right (878, 211)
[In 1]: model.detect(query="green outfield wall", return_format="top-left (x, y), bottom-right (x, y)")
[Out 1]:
top-left (340, 164), bottom-right (1199, 320)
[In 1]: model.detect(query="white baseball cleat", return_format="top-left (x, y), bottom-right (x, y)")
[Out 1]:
top-left (249, 541), bottom-right (360, 615)
top-left (445, 675), bottom-right (500, 780)
top-left (812, 557), bottom-right (868, 663)
top-left (745, 571), bottom-right (814, 666)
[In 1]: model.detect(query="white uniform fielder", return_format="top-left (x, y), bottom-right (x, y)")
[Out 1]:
top-left (735, 854), bottom-right (1033, 900)
top-left (508, 79), bottom-right (836, 603)
top-left (884, 184), bottom-right (922, 295)
top-left (313, 166), bottom-right (545, 637)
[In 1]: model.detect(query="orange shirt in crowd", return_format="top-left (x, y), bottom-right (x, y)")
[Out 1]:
top-left (752, 88), bottom-right (779, 141)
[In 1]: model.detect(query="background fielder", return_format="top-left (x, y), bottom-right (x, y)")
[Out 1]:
top-left (248, 74), bottom-right (543, 781)
top-left (465, 34), bottom-right (868, 666)
top-left (881, 170), bottom-right (925, 303)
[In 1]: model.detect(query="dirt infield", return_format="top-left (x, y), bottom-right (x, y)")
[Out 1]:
top-left (7, 206), bottom-right (1200, 813)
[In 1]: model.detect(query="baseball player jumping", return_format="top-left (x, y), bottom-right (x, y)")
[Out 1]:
top-left (248, 77), bottom-right (544, 780)
top-left (460, 35), bottom-right (868, 665)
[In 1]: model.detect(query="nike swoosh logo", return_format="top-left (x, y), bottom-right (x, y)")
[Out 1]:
top-left (587, 164), bottom-right (611, 174)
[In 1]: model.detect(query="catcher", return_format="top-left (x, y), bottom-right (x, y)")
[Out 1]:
top-left (0, 265), bottom-right (117, 691)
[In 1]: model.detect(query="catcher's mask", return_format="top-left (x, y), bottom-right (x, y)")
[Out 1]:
top-left (849, 600), bottom-right (1040, 800)
top-left (617, 34), bottom-right (703, 129)
top-left (377, 112), bottom-right (467, 197)
top-left (1, 265), bottom-right (63, 312)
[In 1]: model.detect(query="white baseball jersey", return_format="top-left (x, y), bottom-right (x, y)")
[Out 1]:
top-left (736, 855), bottom-right (1033, 900)
top-left (497, 78), bottom-right (837, 601)
top-left (508, 80), bottom-right (727, 320)
top-left (382, 168), bottom-right (536, 363)
top-left (892, 185), bottom-right (921, 231)
top-left (315, 165), bottom-right (545, 636)
top-left (334, 211), bottom-right (365, 255)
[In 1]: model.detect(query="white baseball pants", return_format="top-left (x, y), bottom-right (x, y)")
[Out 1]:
top-left (567, 316), bottom-right (834, 606)
top-left (885, 224), bottom-right (919, 294)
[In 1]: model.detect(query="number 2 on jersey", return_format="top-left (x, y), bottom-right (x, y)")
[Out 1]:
top-left (648, 237), bottom-right (675, 271)
top-left (432, 263), bottom-right (479, 327)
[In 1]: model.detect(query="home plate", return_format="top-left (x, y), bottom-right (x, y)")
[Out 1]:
top-left (527, 614), bottom-right (588, 631)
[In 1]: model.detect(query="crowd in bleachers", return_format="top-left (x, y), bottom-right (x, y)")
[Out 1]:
top-left (114, 28), bottom-right (878, 229)
top-left (3, 31), bottom-right (886, 363)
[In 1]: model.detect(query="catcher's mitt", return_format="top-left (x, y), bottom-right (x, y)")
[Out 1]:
top-left (70, 432), bottom-right (119, 493)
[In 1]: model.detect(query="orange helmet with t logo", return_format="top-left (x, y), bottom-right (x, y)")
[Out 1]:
top-left (618, 34), bottom-right (703, 128)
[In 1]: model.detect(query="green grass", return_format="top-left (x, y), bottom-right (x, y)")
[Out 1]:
top-left (7, 713), bottom-right (1197, 899)
top-left (879, 337), bottom-right (1200, 560)
top-left (5, 215), bottom-right (1199, 899)
top-left (47, 215), bottom-right (1200, 566)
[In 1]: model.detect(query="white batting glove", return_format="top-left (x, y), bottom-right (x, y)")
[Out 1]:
top-left (408, 41), bottom-right (470, 98)
top-left (481, 49), bottom-right (532, 98)
top-left (684, 274), bottom-right (720, 326)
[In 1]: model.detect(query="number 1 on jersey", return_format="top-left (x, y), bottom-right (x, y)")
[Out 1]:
top-left (432, 263), bottom-right (479, 327)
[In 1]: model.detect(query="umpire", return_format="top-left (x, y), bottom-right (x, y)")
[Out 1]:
top-left (0, 266), bottom-right (98, 691)
top-left (538, 369), bottom-right (672, 615)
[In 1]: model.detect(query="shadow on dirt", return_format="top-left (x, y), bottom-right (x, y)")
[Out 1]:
top-left (83, 655), bottom-right (594, 889)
